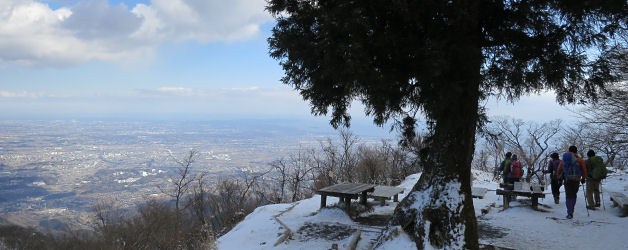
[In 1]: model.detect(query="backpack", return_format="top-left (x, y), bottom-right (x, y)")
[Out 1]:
top-left (511, 161), bottom-right (523, 178)
top-left (590, 156), bottom-right (607, 180)
top-left (562, 153), bottom-right (581, 181)
top-left (549, 159), bottom-right (561, 179)
top-left (501, 159), bottom-right (512, 175)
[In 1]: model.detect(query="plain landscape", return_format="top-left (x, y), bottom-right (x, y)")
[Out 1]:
top-left (0, 119), bottom-right (391, 234)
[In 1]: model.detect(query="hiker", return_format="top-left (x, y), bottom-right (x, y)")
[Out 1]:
top-left (498, 152), bottom-right (513, 185)
top-left (557, 146), bottom-right (587, 219)
top-left (543, 152), bottom-right (563, 204)
top-left (509, 154), bottom-right (523, 183)
top-left (585, 150), bottom-right (605, 209)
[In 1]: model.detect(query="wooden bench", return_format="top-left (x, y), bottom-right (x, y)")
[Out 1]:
top-left (369, 185), bottom-right (405, 205)
top-left (609, 192), bottom-right (628, 217)
top-left (472, 187), bottom-right (488, 199)
top-left (496, 189), bottom-right (545, 209)
top-left (499, 182), bottom-right (545, 192)
top-left (316, 183), bottom-right (375, 210)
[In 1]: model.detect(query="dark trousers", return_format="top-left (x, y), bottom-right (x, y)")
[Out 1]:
top-left (506, 177), bottom-right (520, 184)
top-left (551, 178), bottom-right (562, 200)
top-left (564, 180), bottom-right (580, 215)
top-left (586, 178), bottom-right (601, 207)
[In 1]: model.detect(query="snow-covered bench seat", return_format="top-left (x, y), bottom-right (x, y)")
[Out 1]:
top-left (472, 187), bottom-right (488, 199)
top-left (609, 192), bottom-right (628, 217)
top-left (369, 185), bottom-right (405, 205)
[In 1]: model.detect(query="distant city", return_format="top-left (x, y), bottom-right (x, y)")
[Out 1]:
top-left (0, 119), bottom-right (393, 232)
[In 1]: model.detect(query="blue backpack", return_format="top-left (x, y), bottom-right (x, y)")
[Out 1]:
top-left (562, 153), bottom-right (581, 181)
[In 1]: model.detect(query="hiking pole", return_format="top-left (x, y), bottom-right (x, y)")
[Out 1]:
top-left (583, 184), bottom-right (590, 216)
top-left (601, 180), bottom-right (606, 211)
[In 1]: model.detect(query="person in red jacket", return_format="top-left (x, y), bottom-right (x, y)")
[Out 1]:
top-left (509, 154), bottom-right (523, 183)
top-left (557, 146), bottom-right (587, 219)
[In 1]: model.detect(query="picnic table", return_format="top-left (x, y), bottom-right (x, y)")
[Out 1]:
top-left (496, 182), bottom-right (545, 209)
top-left (316, 183), bottom-right (375, 210)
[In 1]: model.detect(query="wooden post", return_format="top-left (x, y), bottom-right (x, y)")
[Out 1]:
top-left (532, 196), bottom-right (538, 209)
top-left (360, 191), bottom-right (368, 206)
top-left (503, 194), bottom-right (510, 209)
top-left (394, 194), bottom-right (399, 202)
top-left (345, 197), bottom-right (351, 210)
top-left (320, 195), bottom-right (327, 208)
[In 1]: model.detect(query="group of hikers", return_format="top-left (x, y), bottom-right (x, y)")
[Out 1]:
top-left (498, 145), bottom-right (608, 219)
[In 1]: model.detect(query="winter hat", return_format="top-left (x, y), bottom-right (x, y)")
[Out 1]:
top-left (569, 145), bottom-right (578, 154)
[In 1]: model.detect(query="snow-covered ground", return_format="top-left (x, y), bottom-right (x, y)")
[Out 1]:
top-left (217, 169), bottom-right (628, 249)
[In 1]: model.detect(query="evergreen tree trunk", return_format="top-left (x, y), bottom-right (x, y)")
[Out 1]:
top-left (378, 2), bottom-right (481, 248)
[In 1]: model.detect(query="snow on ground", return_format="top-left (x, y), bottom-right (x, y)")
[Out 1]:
top-left (218, 170), bottom-right (628, 250)
top-left (476, 168), bottom-right (628, 250)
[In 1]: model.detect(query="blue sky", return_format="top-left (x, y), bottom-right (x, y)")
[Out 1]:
top-left (0, 0), bottom-right (580, 124)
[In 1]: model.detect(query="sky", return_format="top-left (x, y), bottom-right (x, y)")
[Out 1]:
top-left (0, 0), bottom-right (582, 124)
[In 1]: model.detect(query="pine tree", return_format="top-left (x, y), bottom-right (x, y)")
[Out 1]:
top-left (267, 1), bottom-right (627, 248)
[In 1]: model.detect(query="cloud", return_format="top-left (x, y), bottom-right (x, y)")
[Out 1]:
top-left (138, 86), bottom-right (271, 98)
top-left (0, 0), bottom-right (272, 67)
top-left (0, 90), bottom-right (48, 98)
top-left (62, 1), bottom-right (142, 40)
top-left (133, 0), bottom-right (271, 43)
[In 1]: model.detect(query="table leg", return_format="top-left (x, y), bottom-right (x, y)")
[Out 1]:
top-left (532, 196), bottom-right (538, 209)
top-left (345, 197), bottom-right (351, 210)
top-left (394, 194), bottom-right (399, 202)
top-left (320, 195), bottom-right (327, 208)
top-left (360, 191), bottom-right (368, 206)
top-left (503, 195), bottom-right (510, 209)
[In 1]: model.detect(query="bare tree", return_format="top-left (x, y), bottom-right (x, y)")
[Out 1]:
top-left (314, 138), bottom-right (339, 189)
top-left (488, 118), bottom-right (562, 182)
top-left (311, 130), bottom-right (359, 187)
top-left (91, 199), bottom-right (122, 241)
top-left (575, 81), bottom-right (628, 167)
top-left (160, 150), bottom-right (199, 223)
top-left (285, 148), bottom-right (315, 202)
top-left (472, 149), bottom-right (491, 172)
top-left (480, 130), bottom-right (507, 180)
top-left (337, 129), bottom-right (359, 182)
top-left (379, 140), bottom-right (413, 185)
top-left (236, 170), bottom-right (268, 208)
top-left (356, 144), bottom-right (387, 184)
top-left (187, 172), bottom-right (209, 227)
top-left (269, 158), bottom-right (290, 203)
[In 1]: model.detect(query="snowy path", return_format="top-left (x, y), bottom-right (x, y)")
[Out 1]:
top-left (474, 170), bottom-right (628, 250)
top-left (218, 171), bottom-right (628, 249)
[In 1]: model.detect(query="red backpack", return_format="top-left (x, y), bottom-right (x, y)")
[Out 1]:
top-left (511, 161), bottom-right (523, 178)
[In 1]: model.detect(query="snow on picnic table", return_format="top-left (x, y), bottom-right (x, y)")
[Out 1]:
top-left (218, 170), bottom-right (628, 250)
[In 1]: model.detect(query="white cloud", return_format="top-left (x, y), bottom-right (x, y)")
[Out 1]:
top-left (135, 0), bottom-right (271, 43)
top-left (0, 0), bottom-right (272, 67)
top-left (155, 87), bottom-right (195, 96)
top-left (139, 86), bottom-right (278, 98)
top-left (0, 90), bottom-right (47, 98)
